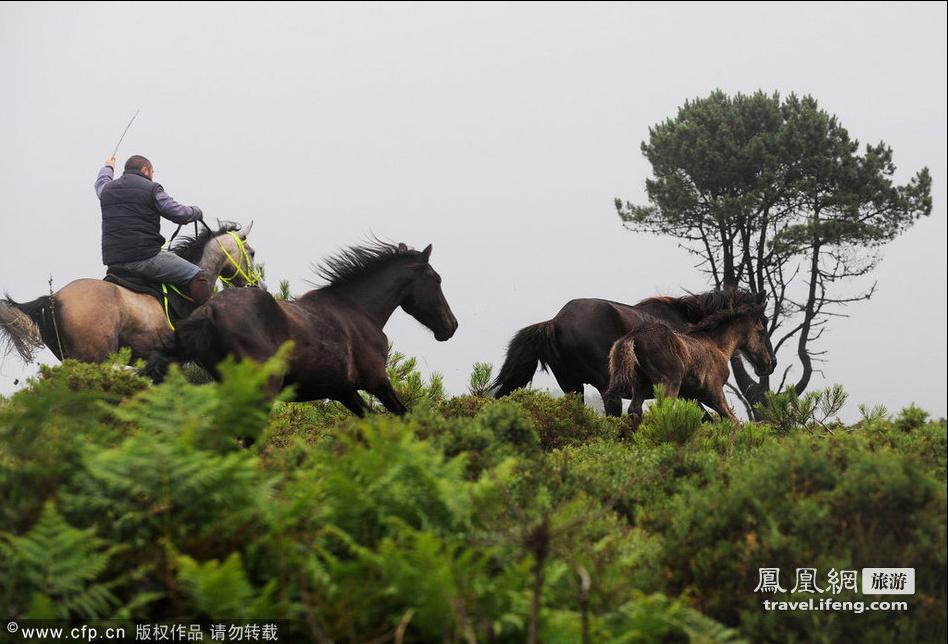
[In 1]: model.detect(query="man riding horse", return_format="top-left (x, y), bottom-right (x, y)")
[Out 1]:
top-left (96, 154), bottom-right (211, 304)
top-left (0, 156), bottom-right (261, 365)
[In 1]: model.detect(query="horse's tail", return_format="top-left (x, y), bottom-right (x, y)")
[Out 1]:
top-left (144, 305), bottom-right (222, 383)
top-left (491, 320), bottom-right (560, 397)
top-left (606, 334), bottom-right (638, 399)
top-left (0, 294), bottom-right (60, 362)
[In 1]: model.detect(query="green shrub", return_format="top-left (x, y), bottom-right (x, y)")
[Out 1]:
top-left (468, 361), bottom-right (494, 397)
top-left (594, 593), bottom-right (745, 643)
top-left (438, 393), bottom-right (492, 419)
top-left (895, 403), bottom-right (930, 431)
top-left (755, 384), bottom-right (848, 433)
top-left (39, 349), bottom-right (149, 401)
top-left (385, 346), bottom-right (445, 409)
top-left (262, 400), bottom-right (346, 450)
top-left (698, 420), bottom-right (775, 456)
top-left (638, 385), bottom-right (705, 445)
top-left (506, 389), bottom-right (621, 450)
top-left (476, 400), bottom-right (540, 451)
top-left (0, 367), bottom-right (123, 530)
top-left (658, 434), bottom-right (947, 642)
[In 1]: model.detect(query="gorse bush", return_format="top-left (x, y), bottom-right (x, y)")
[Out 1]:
top-left (0, 353), bottom-right (944, 642)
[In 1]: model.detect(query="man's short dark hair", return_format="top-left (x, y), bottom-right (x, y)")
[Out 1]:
top-left (125, 155), bottom-right (152, 172)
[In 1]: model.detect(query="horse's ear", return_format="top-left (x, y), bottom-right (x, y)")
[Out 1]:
top-left (239, 220), bottom-right (254, 239)
top-left (421, 244), bottom-right (432, 262)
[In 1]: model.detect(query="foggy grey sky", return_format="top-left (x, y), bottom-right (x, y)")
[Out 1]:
top-left (1, 1), bottom-right (945, 418)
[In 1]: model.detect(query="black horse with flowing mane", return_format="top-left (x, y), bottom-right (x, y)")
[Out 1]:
top-left (146, 240), bottom-right (458, 416)
top-left (491, 289), bottom-right (775, 416)
top-left (0, 222), bottom-right (261, 364)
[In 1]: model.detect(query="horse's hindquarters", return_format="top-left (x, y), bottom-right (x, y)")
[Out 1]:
top-left (55, 279), bottom-right (167, 362)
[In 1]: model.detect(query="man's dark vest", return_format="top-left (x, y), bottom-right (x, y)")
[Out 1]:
top-left (99, 170), bottom-right (165, 265)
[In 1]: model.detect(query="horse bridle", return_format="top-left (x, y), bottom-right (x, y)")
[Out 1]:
top-left (168, 220), bottom-right (263, 288)
top-left (216, 231), bottom-right (262, 288)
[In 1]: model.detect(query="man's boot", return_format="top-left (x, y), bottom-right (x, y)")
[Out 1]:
top-left (188, 272), bottom-right (212, 305)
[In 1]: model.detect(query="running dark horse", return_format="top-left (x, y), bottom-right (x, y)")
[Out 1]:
top-left (490, 289), bottom-right (775, 416)
top-left (146, 241), bottom-right (458, 416)
top-left (0, 222), bottom-right (261, 364)
top-left (606, 294), bottom-right (775, 429)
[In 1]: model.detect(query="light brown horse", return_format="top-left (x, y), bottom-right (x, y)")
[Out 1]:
top-left (606, 293), bottom-right (775, 429)
top-left (0, 222), bottom-right (261, 364)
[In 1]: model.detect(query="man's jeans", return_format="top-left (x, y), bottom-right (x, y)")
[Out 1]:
top-left (110, 251), bottom-right (202, 287)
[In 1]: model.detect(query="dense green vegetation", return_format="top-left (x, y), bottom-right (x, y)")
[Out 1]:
top-left (1, 351), bottom-right (945, 643)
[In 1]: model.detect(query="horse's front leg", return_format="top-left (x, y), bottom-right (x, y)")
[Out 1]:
top-left (601, 390), bottom-right (623, 417)
top-left (704, 388), bottom-right (740, 424)
top-left (628, 392), bottom-right (646, 431)
top-left (338, 390), bottom-right (370, 417)
top-left (702, 387), bottom-right (742, 452)
top-left (368, 379), bottom-right (409, 416)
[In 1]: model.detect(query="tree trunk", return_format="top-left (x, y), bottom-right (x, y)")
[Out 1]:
top-left (794, 240), bottom-right (821, 394)
top-left (731, 357), bottom-right (766, 419)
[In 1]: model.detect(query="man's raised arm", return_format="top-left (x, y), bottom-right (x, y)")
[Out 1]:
top-left (155, 186), bottom-right (204, 225)
top-left (94, 155), bottom-right (116, 199)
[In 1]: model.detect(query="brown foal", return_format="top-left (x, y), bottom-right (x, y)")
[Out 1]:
top-left (606, 295), bottom-right (775, 429)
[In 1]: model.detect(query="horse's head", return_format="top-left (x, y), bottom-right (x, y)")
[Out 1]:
top-left (400, 243), bottom-right (458, 342)
top-left (215, 221), bottom-right (266, 291)
top-left (740, 292), bottom-right (775, 377)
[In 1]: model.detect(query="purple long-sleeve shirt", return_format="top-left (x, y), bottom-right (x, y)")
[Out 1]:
top-left (95, 165), bottom-right (202, 224)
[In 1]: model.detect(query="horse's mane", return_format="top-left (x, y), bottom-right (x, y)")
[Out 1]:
top-left (688, 302), bottom-right (765, 333)
top-left (169, 221), bottom-right (242, 265)
top-left (639, 288), bottom-right (760, 323)
top-left (312, 239), bottom-right (422, 290)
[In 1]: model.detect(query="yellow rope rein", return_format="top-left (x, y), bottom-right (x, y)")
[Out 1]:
top-left (161, 231), bottom-right (261, 330)
top-left (216, 231), bottom-right (263, 288)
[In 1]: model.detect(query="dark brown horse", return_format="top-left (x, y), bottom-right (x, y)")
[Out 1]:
top-left (491, 289), bottom-right (774, 416)
top-left (146, 241), bottom-right (458, 416)
top-left (606, 294), bottom-right (775, 428)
